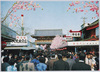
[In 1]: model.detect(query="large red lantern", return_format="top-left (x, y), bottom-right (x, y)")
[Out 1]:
top-left (1, 41), bottom-right (7, 49)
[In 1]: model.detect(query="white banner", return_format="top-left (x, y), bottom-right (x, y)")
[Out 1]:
top-left (68, 41), bottom-right (99, 46)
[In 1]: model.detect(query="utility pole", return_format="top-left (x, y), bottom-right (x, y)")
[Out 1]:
top-left (81, 17), bottom-right (87, 24)
top-left (21, 14), bottom-right (24, 36)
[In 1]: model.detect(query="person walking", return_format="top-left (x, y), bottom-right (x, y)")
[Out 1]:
top-left (53, 54), bottom-right (69, 70)
top-left (16, 56), bottom-right (22, 71)
top-left (31, 54), bottom-right (40, 70)
top-left (36, 57), bottom-right (47, 71)
top-left (47, 54), bottom-right (57, 70)
top-left (72, 53), bottom-right (91, 70)
top-left (6, 59), bottom-right (17, 71)
top-left (1, 57), bottom-right (10, 71)
top-left (19, 56), bottom-right (35, 71)
top-left (65, 54), bottom-right (76, 70)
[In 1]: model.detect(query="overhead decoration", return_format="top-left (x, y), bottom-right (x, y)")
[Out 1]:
top-left (2, 1), bottom-right (43, 28)
top-left (67, 1), bottom-right (99, 19)
top-left (50, 35), bottom-right (67, 49)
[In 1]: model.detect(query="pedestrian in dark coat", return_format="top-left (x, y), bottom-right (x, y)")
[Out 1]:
top-left (72, 53), bottom-right (91, 71)
top-left (1, 57), bottom-right (10, 71)
top-left (53, 54), bottom-right (69, 70)
top-left (47, 54), bottom-right (57, 70)
top-left (65, 54), bottom-right (76, 70)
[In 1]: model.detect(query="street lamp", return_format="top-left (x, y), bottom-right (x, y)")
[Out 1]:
top-left (21, 14), bottom-right (24, 36)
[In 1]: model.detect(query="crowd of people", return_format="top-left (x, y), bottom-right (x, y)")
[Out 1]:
top-left (1, 51), bottom-right (99, 71)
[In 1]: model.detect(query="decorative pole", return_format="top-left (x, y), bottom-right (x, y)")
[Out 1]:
top-left (21, 14), bottom-right (24, 36)
top-left (81, 17), bottom-right (87, 24)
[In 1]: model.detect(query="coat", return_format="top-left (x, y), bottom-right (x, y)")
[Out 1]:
top-left (19, 61), bottom-right (35, 71)
top-left (47, 58), bottom-right (57, 70)
top-left (36, 63), bottom-right (47, 71)
top-left (72, 60), bottom-right (91, 70)
top-left (53, 59), bottom-right (69, 70)
top-left (65, 58), bottom-right (76, 70)
top-left (1, 62), bottom-right (10, 71)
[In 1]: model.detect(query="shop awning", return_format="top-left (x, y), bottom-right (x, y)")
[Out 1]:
top-left (21, 47), bottom-right (36, 50)
top-left (4, 46), bottom-right (36, 50)
top-left (57, 41), bottom-right (99, 49)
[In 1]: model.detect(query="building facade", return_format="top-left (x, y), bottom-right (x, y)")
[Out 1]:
top-left (31, 29), bottom-right (63, 50)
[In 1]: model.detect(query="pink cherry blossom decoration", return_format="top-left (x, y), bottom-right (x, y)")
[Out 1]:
top-left (12, 21), bottom-right (14, 23)
top-left (96, 1), bottom-right (98, 4)
top-left (14, 10), bottom-right (17, 12)
top-left (34, 8), bottom-right (35, 11)
top-left (14, 19), bottom-right (16, 21)
top-left (10, 16), bottom-right (12, 19)
top-left (9, 23), bottom-right (12, 26)
top-left (14, 15), bottom-right (16, 17)
top-left (11, 14), bottom-right (13, 16)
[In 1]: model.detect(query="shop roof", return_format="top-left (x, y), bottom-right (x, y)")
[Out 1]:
top-left (80, 19), bottom-right (99, 31)
top-left (31, 29), bottom-right (63, 37)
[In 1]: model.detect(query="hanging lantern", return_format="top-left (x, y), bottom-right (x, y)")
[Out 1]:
top-left (21, 14), bottom-right (24, 17)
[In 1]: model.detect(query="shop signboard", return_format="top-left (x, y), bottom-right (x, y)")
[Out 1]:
top-left (11, 36), bottom-right (27, 46)
top-left (70, 32), bottom-right (81, 37)
top-left (63, 36), bottom-right (73, 41)
top-left (69, 30), bottom-right (82, 37)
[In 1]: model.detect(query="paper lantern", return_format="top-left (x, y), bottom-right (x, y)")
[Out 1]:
top-left (21, 14), bottom-right (24, 17)
top-left (1, 41), bottom-right (7, 49)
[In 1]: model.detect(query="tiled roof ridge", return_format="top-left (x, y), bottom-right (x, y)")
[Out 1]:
top-left (89, 19), bottom-right (99, 26)
top-left (35, 29), bottom-right (62, 31)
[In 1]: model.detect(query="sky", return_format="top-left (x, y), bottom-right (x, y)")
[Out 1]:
top-left (1, 1), bottom-right (99, 42)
